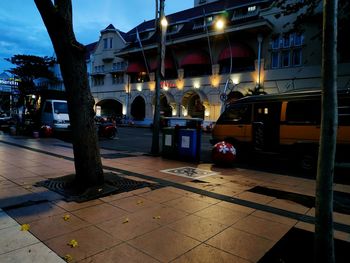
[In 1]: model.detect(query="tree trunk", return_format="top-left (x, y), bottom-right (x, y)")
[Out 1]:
top-left (34, 0), bottom-right (104, 188)
top-left (314, 0), bottom-right (338, 262)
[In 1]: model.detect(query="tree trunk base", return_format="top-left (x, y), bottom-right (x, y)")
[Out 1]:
top-left (35, 172), bottom-right (158, 202)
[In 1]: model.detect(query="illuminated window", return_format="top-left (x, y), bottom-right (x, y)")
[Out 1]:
top-left (248, 6), bottom-right (256, 12)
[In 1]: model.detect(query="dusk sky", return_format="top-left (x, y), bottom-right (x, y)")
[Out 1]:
top-left (0, 0), bottom-right (193, 73)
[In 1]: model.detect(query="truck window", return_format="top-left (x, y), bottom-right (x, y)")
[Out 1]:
top-left (339, 98), bottom-right (350, 125)
top-left (53, 102), bottom-right (68, 114)
top-left (217, 104), bottom-right (251, 124)
top-left (286, 100), bottom-right (321, 124)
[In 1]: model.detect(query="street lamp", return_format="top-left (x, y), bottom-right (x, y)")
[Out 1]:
top-left (215, 18), bottom-right (234, 112)
top-left (256, 34), bottom-right (263, 91)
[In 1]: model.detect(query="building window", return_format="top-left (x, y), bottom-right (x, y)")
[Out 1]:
top-left (270, 33), bottom-right (304, 68)
top-left (271, 52), bottom-right (279, 68)
top-left (103, 38), bottom-right (113, 49)
top-left (103, 39), bottom-right (108, 49)
top-left (112, 73), bottom-right (124, 84)
top-left (281, 50), bottom-right (290, 67)
top-left (109, 38), bottom-right (113, 48)
top-left (93, 77), bottom-right (104, 86)
top-left (292, 48), bottom-right (302, 66)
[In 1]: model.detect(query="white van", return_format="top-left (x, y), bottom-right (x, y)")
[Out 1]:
top-left (41, 100), bottom-right (70, 131)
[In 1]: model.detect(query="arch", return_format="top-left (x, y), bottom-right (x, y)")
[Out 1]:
top-left (152, 91), bottom-right (175, 117)
top-left (95, 99), bottom-right (123, 117)
top-left (152, 90), bottom-right (175, 105)
top-left (181, 90), bottom-right (208, 119)
top-left (130, 95), bottom-right (146, 121)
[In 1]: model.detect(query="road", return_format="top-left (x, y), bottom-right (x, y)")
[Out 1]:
top-left (98, 126), bottom-right (213, 161)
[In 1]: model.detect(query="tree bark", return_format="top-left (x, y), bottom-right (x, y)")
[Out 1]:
top-left (34, 0), bottom-right (104, 188)
top-left (314, 0), bottom-right (338, 262)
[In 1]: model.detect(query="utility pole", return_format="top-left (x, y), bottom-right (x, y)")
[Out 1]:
top-left (151, 0), bottom-right (165, 155)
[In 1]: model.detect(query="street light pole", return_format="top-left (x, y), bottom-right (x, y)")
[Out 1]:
top-left (151, 0), bottom-right (165, 155)
top-left (256, 34), bottom-right (263, 91)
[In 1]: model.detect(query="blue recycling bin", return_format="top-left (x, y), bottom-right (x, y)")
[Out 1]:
top-left (178, 128), bottom-right (201, 161)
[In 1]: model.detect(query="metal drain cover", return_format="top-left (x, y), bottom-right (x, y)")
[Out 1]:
top-left (35, 172), bottom-right (158, 202)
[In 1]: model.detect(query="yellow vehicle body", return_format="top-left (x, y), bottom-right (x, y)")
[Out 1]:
top-left (211, 90), bottom-right (350, 169)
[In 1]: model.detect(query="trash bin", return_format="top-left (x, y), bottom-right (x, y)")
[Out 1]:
top-left (162, 127), bottom-right (177, 157)
top-left (178, 128), bottom-right (201, 161)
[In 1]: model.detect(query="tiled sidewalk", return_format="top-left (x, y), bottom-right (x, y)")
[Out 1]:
top-left (0, 135), bottom-right (349, 262)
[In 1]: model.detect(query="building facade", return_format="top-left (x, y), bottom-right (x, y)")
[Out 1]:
top-left (88, 0), bottom-right (350, 126)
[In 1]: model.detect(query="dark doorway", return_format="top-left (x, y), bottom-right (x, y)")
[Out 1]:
top-left (131, 96), bottom-right (146, 121)
top-left (187, 93), bottom-right (204, 119)
top-left (96, 99), bottom-right (122, 117)
top-left (160, 94), bottom-right (172, 117)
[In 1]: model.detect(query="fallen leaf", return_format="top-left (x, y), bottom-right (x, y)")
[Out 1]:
top-left (63, 254), bottom-right (73, 262)
top-left (136, 200), bottom-right (144, 205)
top-left (153, 215), bottom-right (161, 219)
top-left (67, 239), bottom-right (78, 248)
top-left (123, 217), bottom-right (129, 224)
top-left (20, 224), bottom-right (30, 231)
top-left (63, 215), bottom-right (70, 221)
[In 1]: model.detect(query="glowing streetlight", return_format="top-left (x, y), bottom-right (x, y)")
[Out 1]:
top-left (161, 17), bottom-right (168, 28)
top-left (215, 18), bottom-right (225, 31)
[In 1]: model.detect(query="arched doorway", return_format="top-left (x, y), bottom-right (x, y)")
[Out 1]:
top-left (96, 99), bottom-right (122, 117)
top-left (182, 91), bottom-right (205, 119)
top-left (131, 96), bottom-right (145, 121)
top-left (160, 94), bottom-right (172, 117)
top-left (153, 92), bottom-right (174, 117)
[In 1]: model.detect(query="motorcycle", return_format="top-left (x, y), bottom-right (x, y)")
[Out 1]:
top-left (95, 117), bottom-right (117, 139)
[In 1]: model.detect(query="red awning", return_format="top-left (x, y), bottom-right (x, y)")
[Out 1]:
top-left (126, 62), bottom-right (146, 73)
top-left (218, 44), bottom-right (254, 61)
top-left (150, 57), bottom-right (175, 71)
top-left (180, 52), bottom-right (210, 67)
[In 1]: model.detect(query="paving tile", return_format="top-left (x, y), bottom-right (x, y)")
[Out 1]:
top-left (97, 212), bottom-right (161, 241)
top-left (71, 203), bottom-right (127, 224)
top-left (172, 244), bottom-right (250, 263)
top-left (234, 191), bottom-right (275, 205)
top-left (0, 186), bottom-right (33, 208)
top-left (0, 225), bottom-right (39, 254)
top-left (131, 204), bottom-right (189, 226)
top-left (0, 211), bottom-right (18, 230)
top-left (194, 205), bottom-right (249, 226)
top-left (79, 242), bottom-right (160, 263)
top-left (29, 213), bottom-right (90, 241)
top-left (167, 214), bottom-right (227, 242)
top-left (0, 180), bottom-right (18, 189)
top-left (128, 226), bottom-right (200, 262)
top-left (6, 202), bottom-right (66, 224)
top-left (139, 187), bottom-right (183, 203)
top-left (232, 215), bottom-right (292, 241)
top-left (267, 198), bottom-right (310, 214)
top-left (0, 243), bottom-right (65, 263)
top-left (186, 192), bottom-right (221, 205)
top-left (45, 225), bottom-right (121, 262)
top-left (52, 199), bottom-right (103, 212)
top-left (110, 195), bottom-right (157, 213)
top-left (206, 227), bottom-right (275, 262)
top-left (251, 210), bottom-right (298, 226)
top-left (163, 196), bottom-right (212, 213)
top-left (217, 201), bottom-right (256, 214)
